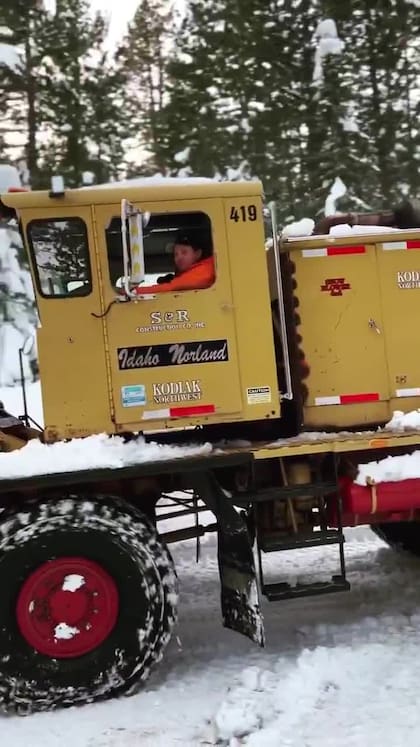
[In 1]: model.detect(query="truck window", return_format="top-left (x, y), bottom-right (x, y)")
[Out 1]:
top-left (27, 217), bottom-right (92, 298)
top-left (105, 211), bottom-right (215, 291)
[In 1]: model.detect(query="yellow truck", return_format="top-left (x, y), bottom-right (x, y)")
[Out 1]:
top-left (1, 177), bottom-right (420, 714)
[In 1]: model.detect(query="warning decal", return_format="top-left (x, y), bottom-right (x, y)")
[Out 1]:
top-left (247, 386), bottom-right (272, 405)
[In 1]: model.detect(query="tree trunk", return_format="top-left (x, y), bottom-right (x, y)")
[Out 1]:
top-left (24, 35), bottom-right (39, 188)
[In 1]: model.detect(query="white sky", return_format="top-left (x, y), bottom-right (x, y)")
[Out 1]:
top-left (43, 1), bottom-right (184, 49)
top-left (89, 0), bottom-right (140, 47)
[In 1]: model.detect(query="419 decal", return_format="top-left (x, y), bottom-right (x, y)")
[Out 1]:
top-left (229, 205), bottom-right (257, 222)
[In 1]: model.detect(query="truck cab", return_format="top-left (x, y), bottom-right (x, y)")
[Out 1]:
top-left (1, 179), bottom-right (280, 442)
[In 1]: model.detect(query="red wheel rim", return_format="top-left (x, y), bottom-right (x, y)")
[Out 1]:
top-left (16, 557), bottom-right (119, 658)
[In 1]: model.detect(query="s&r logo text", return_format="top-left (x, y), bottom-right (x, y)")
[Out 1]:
top-left (136, 309), bottom-right (205, 333)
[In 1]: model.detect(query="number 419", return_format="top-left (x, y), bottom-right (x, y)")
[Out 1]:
top-left (229, 205), bottom-right (257, 222)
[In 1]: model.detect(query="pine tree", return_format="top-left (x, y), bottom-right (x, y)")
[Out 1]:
top-left (160, 0), bottom-right (324, 217)
top-left (0, 0), bottom-right (48, 185)
top-left (38, 0), bottom-right (130, 186)
top-left (117, 0), bottom-right (175, 175)
top-left (315, 0), bottom-right (420, 211)
top-left (158, 0), bottom-right (420, 223)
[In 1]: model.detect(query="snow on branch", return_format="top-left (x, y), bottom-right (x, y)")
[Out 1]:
top-left (313, 19), bottom-right (344, 86)
top-left (0, 43), bottom-right (22, 73)
top-left (324, 176), bottom-right (347, 216)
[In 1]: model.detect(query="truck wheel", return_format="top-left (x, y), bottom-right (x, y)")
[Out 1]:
top-left (371, 522), bottom-right (420, 557)
top-left (0, 495), bottom-right (178, 714)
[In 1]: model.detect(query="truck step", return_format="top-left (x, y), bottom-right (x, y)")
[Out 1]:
top-left (259, 529), bottom-right (344, 553)
top-left (262, 575), bottom-right (351, 601)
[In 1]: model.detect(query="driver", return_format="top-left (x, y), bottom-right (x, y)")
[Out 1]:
top-left (132, 232), bottom-right (214, 294)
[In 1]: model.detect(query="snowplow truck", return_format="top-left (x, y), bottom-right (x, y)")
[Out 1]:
top-left (1, 180), bottom-right (420, 714)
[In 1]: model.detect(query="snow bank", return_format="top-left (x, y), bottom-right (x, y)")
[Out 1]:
top-left (213, 639), bottom-right (420, 745)
top-left (0, 432), bottom-right (213, 480)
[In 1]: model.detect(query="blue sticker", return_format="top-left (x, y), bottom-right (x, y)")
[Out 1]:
top-left (121, 385), bottom-right (146, 408)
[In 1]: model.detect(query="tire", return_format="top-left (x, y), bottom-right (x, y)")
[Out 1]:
top-left (371, 522), bottom-right (420, 557)
top-left (0, 495), bottom-right (178, 714)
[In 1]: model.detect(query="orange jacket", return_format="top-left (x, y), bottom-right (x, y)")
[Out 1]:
top-left (134, 256), bottom-right (215, 294)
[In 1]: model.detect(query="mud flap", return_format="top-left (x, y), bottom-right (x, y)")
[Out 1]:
top-left (189, 471), bottom-right (264, 647)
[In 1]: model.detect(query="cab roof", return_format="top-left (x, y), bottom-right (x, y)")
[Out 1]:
top-left (1, 177), bottom-right (264, 209)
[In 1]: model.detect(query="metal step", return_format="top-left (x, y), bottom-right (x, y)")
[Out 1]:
top-left (263, 575), bottom-right (351, 602)
top-left (260, 529), bottom-right (344, 553)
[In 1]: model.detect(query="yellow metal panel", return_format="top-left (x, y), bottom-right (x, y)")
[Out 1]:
top-left (224, 196), bottom-right (280, 422)
top-left (251, 429), bottom-right (420, 459)
top-left (19, 206), bottom-right (113, 441)
top-left (2, 180), bottom-right (264, 210)
top-left (291, 243), bottom-right (390, 428)
top-left (376, 240), bottom-right (420, 413)
top-left (95, 199), bottom-right (244, 429)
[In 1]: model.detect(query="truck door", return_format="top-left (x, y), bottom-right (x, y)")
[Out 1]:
top-left (95, 199), bottom-right (243, 430)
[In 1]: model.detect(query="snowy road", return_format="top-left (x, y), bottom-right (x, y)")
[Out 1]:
top-left (3, 525), bottom-right (420, 746)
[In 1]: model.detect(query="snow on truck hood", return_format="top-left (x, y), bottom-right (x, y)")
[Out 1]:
top-left (0, 433), bottom-right (212, 480)
top-left (85, 176), bottom-right (216, 189)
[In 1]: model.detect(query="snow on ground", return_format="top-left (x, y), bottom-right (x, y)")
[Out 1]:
top-left (3, 527), bottom-right (420, 745)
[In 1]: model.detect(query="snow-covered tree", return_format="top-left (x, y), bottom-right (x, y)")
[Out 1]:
top-left (38, 0), bottom-right (129, 186)
top-left (117, 0), bottom-right (175, 175)
top-left (156, 0), bottom-right (419, 221)
top-left (0, 0), bottom-right (48, 184)
top-left (0, 217), bottom-right (38, 388)
top-left (314, 0), bottom-right (420, 210)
